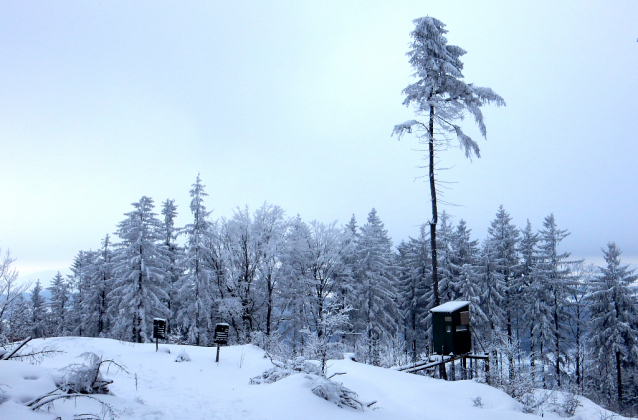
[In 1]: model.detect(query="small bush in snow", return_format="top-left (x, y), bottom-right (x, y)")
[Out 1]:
top-left (174, 349), bottom-right (191, 362)
top-left (520, 391), bottom-right (552, 415)
top-left (250, 357), bottom-right (321, 384)
top-left (310, 376), bottom-right (363, 410)
top-left (545, 390), bottom-right (582, 418)
top-left (472, 396), bottom-right (483, 408)
top-left (251, 354), bottom-right (364, 410)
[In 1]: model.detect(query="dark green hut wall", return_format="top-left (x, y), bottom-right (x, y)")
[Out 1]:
top-left (431, 304), bottom-right (472, 355)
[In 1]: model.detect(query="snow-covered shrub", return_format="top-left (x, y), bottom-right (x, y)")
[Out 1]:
top-left (520, 390), bottom-right (552, 415)
top-left (251, 354), bottom-right (363, 410)
top-left (378, 333), bottom-right (410, 368)
top-left (300, 306), bottom-right (351, 374)
top-left (310, 376), bottom-right (363, 410)
top-left (250, 365), bottom-right (293, 385)
top-left (545, 390), bottom-right (582, 418)
top-left (250, 357), bottom-right (321, 384)
top-left (58, 352), bottom-right (126, 394)
top-left (485, 332), bottom-right (546, 409)
top-left (559, 392), bottom-right (582, 417)
top-left (521, 393), bottom-right (538, 414)
top-left (250, 331), bottom-right (293, 362)
top-left (174, 349), bottom-right (191, 362)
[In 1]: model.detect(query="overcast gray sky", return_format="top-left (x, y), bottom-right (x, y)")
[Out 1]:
top-left (2, 0), bottom-right (637, 283)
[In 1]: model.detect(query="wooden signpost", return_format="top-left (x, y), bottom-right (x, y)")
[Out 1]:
top-left (153, 318), bottom-right (166, 352)
top-left (214, 323), bottom-right (229, 362)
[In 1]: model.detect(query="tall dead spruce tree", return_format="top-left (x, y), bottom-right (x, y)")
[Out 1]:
top-left (393, 17), bottom-right (505, 306)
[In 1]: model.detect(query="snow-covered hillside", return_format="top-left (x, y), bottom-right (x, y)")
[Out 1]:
top-left (0, 337), bottom-right (631, 420)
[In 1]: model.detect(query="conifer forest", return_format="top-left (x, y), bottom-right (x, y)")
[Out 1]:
top-left (3, 174), bottom-right (637, 415)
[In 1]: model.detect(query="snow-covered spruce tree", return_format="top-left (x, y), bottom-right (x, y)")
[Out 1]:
top-left (352, 208), bottom-right (398, 365)
top-left (524, 266), bottom-right (554, 385)
top-left (109, 196), bottom-right (170, 343)
top-left (436, 211), bottom-right (456, 303)
top-left (534, 214), bottom-right (578, 387)
top-left (334, 215), bottom-right (359, 332)
top-left (80, 237), bottom-right (114, 337)
top-left (30, 280), bottom-right (48, 338)
top-left (450, 219), bottom-right (480, 274)
top-left (447, 218), bottom-right (480, 307)
top-left (161, 198), bottom-right (182, 336)
top-left (7, 294), bottom-right (31, 341)
top-left (67, 250), bottom-right (94, 337)
top-left (449, 220), bottom-right (488, 351)
top-left (486, 206), bottom-right (520, 345)
top-left (396, 225), bottom-right (431, 358)
top-left (475, 239), bottom-right (506, 340)
top-left (0, 249), bottom-right (30, 340)
top-left (280, 214), bottom-right (314, 353)
top-left (393, 16), bottom-right (505, 307)
top-left (178, 176), bottom-right (214, 346)
top-left (586, 243), bottom-right (638, 409)
top-left (47, 272), bottom-right (72, 336)
top-left (516, 219), bottom-right (538, 353)
top-left (568, 262), bottom-right (595, 392)
top-left (485, 206), bottom-right (520, 380)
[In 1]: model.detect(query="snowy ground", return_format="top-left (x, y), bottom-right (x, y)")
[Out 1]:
top-left (0, 337), bottom-right (632, 420)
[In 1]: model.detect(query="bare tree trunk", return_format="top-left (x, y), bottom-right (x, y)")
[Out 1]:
top-left (428, 104), bottom-right (439, 307)
top-left (266, 281), bottom-right (273, 336)
top-left (554, 300), bottom-right (560, 387)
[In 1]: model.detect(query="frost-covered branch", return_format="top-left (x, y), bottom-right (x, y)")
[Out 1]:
top-left (59, 352), bottom-right (128, 394)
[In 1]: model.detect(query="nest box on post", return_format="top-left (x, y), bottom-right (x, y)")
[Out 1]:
top-left (430, 301), bottom-right (471, 355)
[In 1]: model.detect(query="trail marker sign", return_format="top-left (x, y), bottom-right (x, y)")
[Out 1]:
top-left (153, 318), bottom-right (167, 340)
top-left (153, 318), bottom-right (167, 352)
top-left (214, 323), bottom-right (230, 362)
top-left (214, 323), bottom-right (229, 345)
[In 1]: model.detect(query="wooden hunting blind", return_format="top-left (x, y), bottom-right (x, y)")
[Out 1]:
top-left (430, 301), bottom-right (471, 355)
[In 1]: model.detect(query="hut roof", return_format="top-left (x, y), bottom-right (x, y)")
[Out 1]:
top-left (430, 301), bottom-right (470, 313)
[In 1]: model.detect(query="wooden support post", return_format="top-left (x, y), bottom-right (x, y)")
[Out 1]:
top-left (485, 353), bottom-right (490, 385)
top-left (156, 336), bottom-right (159, 352)
top-left (216, 344), bottom-right (221, 363)
top-left (439, 358), bottom-right (447, 380)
